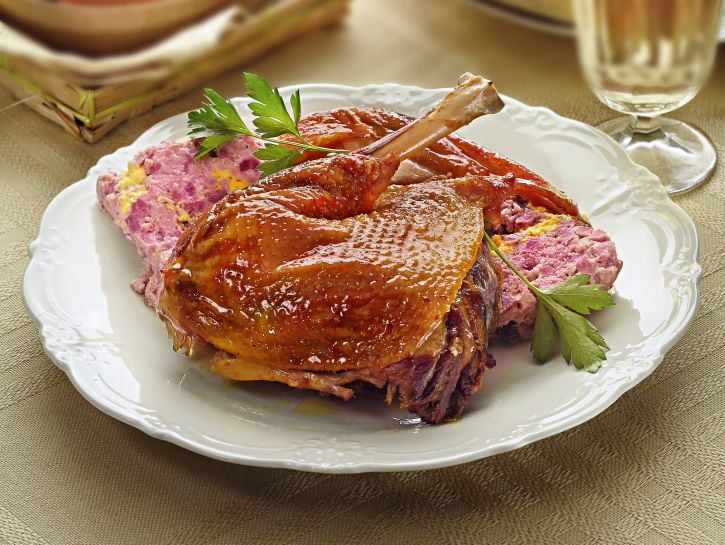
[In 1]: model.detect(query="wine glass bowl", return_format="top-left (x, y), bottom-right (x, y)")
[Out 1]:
top-left (574, 0), bottom-right (723, 194)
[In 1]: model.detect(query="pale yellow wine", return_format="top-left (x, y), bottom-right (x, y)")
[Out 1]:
top-left (575, 0), bottom-right (722, 116)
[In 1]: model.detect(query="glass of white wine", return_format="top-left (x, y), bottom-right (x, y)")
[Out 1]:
top-left (574, 0), bottom-right (723, 194)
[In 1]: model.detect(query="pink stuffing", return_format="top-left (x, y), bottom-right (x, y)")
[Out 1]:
top-left (97, 137), bottom-right (261, 307)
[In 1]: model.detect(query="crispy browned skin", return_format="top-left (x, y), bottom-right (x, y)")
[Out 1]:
top-left (285, 107), bottom-right (580, 219)
top-left (157, 77), bottom-right (542, 422)
top-left (158, 153), bottom-right (511, 375)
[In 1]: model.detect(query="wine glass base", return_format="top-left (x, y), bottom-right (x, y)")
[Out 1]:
top-left (596, 117), bottom-right (717, 195)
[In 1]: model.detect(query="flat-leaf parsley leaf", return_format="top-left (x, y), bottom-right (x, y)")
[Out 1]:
top-left (187, 73), bottom-right (349, 175)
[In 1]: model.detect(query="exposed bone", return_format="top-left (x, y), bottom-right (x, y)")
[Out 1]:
top-left (360, 73), bottom-right (504, 161)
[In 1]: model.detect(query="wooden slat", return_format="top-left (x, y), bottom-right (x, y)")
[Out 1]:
top-left (0, 0), bottom-right (349, 143)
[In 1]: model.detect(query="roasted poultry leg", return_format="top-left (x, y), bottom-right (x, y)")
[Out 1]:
top-left (287, 104), bottom-right (580, 219)
top-left (159, 75), bottom-right (514, 423)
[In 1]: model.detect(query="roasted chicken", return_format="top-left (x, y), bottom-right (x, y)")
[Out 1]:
top-left (158, 75), bottom-right (541, 422)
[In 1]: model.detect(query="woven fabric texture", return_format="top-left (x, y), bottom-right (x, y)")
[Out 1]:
top-left (0, 1), bottom-right (723, 544)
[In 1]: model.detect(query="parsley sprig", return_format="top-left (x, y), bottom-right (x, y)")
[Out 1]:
top-left (188, 72), bottom-right (349, 177)
top-left (484, 232), bottom-right (615, 372)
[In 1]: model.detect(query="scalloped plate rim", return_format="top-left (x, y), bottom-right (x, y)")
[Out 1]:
top-left (22, 82), bottom-right (701, 473)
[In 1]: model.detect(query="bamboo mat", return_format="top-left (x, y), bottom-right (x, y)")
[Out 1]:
top-left (0, 0), bottom-right (723, 544)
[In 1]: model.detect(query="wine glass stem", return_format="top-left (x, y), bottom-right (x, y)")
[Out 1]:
top-left (629, 115), bottom-right (661, 135)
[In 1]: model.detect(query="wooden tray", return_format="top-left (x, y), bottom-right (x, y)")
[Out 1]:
top-left (0, 0), bottom-right (235, 55)
top-left (0, 0), bottom-right (348, 142)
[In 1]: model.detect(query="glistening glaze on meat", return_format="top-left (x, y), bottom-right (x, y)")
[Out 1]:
top-left (153, 74), bottom-right (620, 422)
top-left (384, 247), bottom-right (501, 422)
top-left (158, 74), bottom-right (517, 423)
top-left (158, 154), bottom-right (510, 423)
top-left (159, 152), bottom-right (491, 369)
top-left (287, 105), bottom-right (623, 338)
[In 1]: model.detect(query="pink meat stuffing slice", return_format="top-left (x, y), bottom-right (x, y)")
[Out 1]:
top-left (97, 138), bottom-right (621, 342)
top-left (492, 200), bottom-right (622, 339)
top-left (97, 137), bottom-right (261, 307)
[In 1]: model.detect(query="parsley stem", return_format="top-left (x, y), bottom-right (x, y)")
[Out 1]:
top-left (266, 137), bottom-right (351, 155)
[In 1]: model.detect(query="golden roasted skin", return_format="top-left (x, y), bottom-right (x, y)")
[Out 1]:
top-left (157, 153), bottom-right (502, 375)
top-left (284, 107), bottom-right (581, 219)
top-left (157, 75), bottom-right (521, 422)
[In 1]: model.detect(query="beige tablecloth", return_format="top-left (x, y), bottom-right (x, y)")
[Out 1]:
top-left (1, 1), bottom-right (723, 544)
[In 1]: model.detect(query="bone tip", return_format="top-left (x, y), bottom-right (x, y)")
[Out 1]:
top-left (458, 72), bottom-right (505, 114)
top-left (486, 92), bottom-right (505, 114)
top-left (458, 72), bottom-right (477, 84)
top-left (457, 72), bottom-right (490, 87)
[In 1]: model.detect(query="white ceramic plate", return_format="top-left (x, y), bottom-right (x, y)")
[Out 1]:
top-left (467, 0), bottom-right (573, 37)
top-left (468, 0), bottom-right (725, 42)
top-left (23, 83), bottom-right (700, 473)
